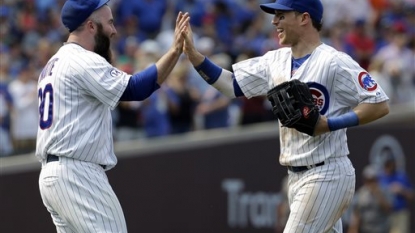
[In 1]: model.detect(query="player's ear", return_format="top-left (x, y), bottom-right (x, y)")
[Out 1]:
top-left (303, 12), bottom-right (312, 22)
top-left (298, 12), bottom-right (311, 25)
top-left (86, 20), bottom-right (96, 32)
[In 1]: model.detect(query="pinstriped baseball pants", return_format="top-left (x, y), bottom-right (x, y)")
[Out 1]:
top-left (39, 157), bottom-right (127, 233)
top-left (284, 156), bottom-right (356, 233)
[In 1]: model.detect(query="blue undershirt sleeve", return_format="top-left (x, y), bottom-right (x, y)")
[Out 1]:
top-left (233, 78), bottom-right (244, 97)
top-left (119, 64), bottom-right (160, 101)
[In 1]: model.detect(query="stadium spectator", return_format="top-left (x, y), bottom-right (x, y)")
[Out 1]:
top-left (171, 0), bottom-right (208, 30)
top-left (165, 61), bottom-right (199, 134)
top-left (0, 70), bottom-right (13, 157)
top-left (373, 21), bottom-right (415, 104)
top-left (344, 19), bottom-right (376, 70)
top-left (116, 0), bottom-right (168, 39)
top-left (8, 61), bottom-right (38, 154)
top-left (321, 21), bottom-right (348, 52)
top-left (139, 87), bottom-right (171, 138)
top-left (347, 165), bottom-right (393, 233)
top-left (194, 53), bottom-right (232, 130)
top-left (378, 150), bottom-right (414, 233)
top-left (321, 0), bottom-right (374, 29)
top-left (113, 101), bottom-right (143, 142)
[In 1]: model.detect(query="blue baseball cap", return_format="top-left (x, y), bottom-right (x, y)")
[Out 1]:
top-left (61, 0), bottom-right (110, 32)
top-left (260, 0), bottom-right (323, 23)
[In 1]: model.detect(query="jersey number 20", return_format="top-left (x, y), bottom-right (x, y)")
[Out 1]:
top-left (38, 84), bottom-right (53, 129)
top-left (38, 58), bottom-right (58, 129)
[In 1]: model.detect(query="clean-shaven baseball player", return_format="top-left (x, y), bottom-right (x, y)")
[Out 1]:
top-left (182, 0), bottom-right (389, 232)
top-left (36, 0), bottom-right (189, 232)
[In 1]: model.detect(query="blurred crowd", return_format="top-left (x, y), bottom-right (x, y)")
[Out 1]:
top-left (347, 148), bottom-right (414, 233)
top-left (0, 0), bottom-right (414, 156)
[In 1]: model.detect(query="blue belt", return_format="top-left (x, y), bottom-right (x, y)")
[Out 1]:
top-left (287, 161), bottom-right (325, 173)
top-left (46, 154), bottom-right (106, 169)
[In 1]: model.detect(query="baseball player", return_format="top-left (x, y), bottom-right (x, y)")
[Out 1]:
top-left (36, 0), bottom-right (189, 232)
top-left (182, 0), bottom-right (390, 232)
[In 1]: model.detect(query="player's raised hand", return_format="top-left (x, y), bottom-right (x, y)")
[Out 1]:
top-left (153, 12), bottom-right (191, 85)
top-left (182, 20), bottom-right (205, 66)
top-left (172, 12), bottom-right (190, 54)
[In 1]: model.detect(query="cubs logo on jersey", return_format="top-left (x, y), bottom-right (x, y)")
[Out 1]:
top-left (358, 72), bottom-right (377, 91)
top-left (307, 82), bottom-right (329, 115)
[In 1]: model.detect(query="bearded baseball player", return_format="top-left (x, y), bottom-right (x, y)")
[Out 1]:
top-left (183, 0), bottom-right (389, 232)
top-left (36, 0), bottom-right (189, 232)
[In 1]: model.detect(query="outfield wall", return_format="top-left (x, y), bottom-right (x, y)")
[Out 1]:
top-left (1, 102), bottom-right (414, 233)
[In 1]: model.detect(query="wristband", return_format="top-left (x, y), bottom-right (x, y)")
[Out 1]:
top-left (327, 112), bottom-right (359, 131)
top-left (194, 57), bottom-right (222, 84)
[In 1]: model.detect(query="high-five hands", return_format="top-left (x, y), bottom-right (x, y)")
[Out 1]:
top-left (173, 12), bottom-right (190, 54)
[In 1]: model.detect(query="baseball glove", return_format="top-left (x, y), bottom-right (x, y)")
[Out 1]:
top-left (266, 79), bottom-right (320, 136)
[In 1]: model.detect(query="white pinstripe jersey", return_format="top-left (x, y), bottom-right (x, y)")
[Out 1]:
top-left (233, 43), bottom-right (389, 166)
top-left (36, 43), bottom-right (130, 168)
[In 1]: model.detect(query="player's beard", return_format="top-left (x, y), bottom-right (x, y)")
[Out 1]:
top-left (93, 23), bottom-right (113, 64)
